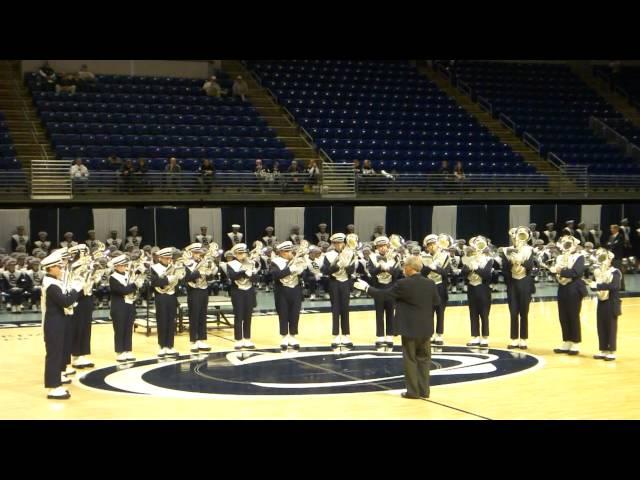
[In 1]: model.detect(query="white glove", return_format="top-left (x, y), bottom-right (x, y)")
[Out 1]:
top-left (590, 281), bottom-right (598, 289)
top-left (354, 279), bottom-right (369, 292)
top-left (548, 266), bottom-right (557, 274)
top-left (289, 265), bottom-right (302, 276)
top-left (70, 280), bottom-right (84, 292)
top-left (167, 275), bottom-right (176, 284)
top-left (453, 268), bottom-right (461, 275)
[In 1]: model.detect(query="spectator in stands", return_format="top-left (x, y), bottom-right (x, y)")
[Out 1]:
top-left (362, 159), bottom-right (375, 176)
top-left (232, 75), bottom-right (249, 102)
top-left (55, 72), bottom-right (77, 95)
top-left (454, 161), bottom-right (465, 182)
top-left (439, 159), bottom-right (451, 176)
top-left (203, 76), bottom-right (222, 98)
top-left (165, 157), bottom-right (181, 192)
top-left (254, 159), bottom-right (268, 193)
top-left (199, 158), bottom-right (215, 193)
top-left (134, 158), bottom-right (148, 189)
top-left (353, 159), bottom-right (362, 175)
top-left (284, 160), bottom-right (303, 193)
top-left (118, 158), bottom-right (135, 192)
top-left (107, 153), bottom-right (122, 170)
top-left (77, 64), bottom-right (96, 90)
top-left (70, 158), bottom-right (89, 192)
top-left (307, 158), bottom-right (320, 186)
top-left (38, 61), bottom-right (57, 91)
top-left (70, 158), bottom-right (89, 179)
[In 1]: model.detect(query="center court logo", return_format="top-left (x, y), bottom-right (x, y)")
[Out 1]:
top-left (78, 345), bottom-right (540, 397)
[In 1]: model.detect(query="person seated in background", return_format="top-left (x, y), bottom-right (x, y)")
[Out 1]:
top-left (55, 72), bottom-right (77, 95)
top-left (202, 76), bottom-right (222, 98)
top-left (199, 158), bottom-right (215, 193)
top-left (70, 158), bottom-right (89, 182)
top-left (439, 159), bottom-right (451, 176)
top-left (107, 153), bottom-right (122, 170)
top-left (165, 157), bottom-right (182, 191)
top-left (38, 61), bottom-right (57, 91)
top-left (362, 159), bottom-right (376, 176)
top-left (307, 158), bottom-right (320, 186)
top-left (135, 158), bottom-right (149, 174)
top-left (119, 159), bottom-right (135, 192)
top-left (232, 75), bottom-right (249, 101)
top-left (353, 159), bottom-right (362, 175)
top-left (453, 160), bottom-right (465, 182)
top-left (76, 64), bottom-right (96, 90)
top-left (285, 160), bottom-right (303, 192)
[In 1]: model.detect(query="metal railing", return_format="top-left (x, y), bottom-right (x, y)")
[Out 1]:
top-left (522, 132), bottom-right (542, 153)
top-left (499, 113), bottom-right (516, 132)
top-left (590, 116), bottom-right (640, 157)
top-left (477, 96), bottom-right (493, 115)
top-left (457, 80), bottom-right (473, 97)
top-left (70, 171), bottom-right (321, 199)
top-left (547, 152), bottom-right (567, 169)
top-left (354, 172), bottom-right (640, 198)
top-left (0, 171), bottom-right (29, 198)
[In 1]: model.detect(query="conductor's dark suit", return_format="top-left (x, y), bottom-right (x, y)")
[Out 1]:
top-left (367, 274), bottom-right (440, 398)
top-left (608, 232), bottom-right (626, 290)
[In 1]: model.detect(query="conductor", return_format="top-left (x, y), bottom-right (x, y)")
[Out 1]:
top-left (354, 256), bottom-right (440, 399)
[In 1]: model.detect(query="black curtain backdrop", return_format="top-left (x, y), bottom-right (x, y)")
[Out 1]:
top-left (29, 207), bottom-right (58, 245)
top-left (221, 206), bottom-right (245, 250)
top-left (623, 202), bottom-right (640, 257)
top-left (385, 205), bottom-right (411, 240)
top-left (530, 204), bottom-right (556, 230)
top-left (456, 205), bottom-right (487, 241)
top-left (409, 205), bottom-right (433, 244)
top-left (331, 205), bottom-right (354, 234)
top-left (304, 206), bottom-right (332, 244)
top-left (556, 203), bottom-right (581, 234)
top-left (59, 207), bottom-right (94, 245)
top-left (245, 206), bottom-right (274, 247)
top-left (486, 205), bottom-right (510, 246)
top-left (126, 207), bottom-right (156, 247)
top-left (156, 208), bottom-right (190, 249)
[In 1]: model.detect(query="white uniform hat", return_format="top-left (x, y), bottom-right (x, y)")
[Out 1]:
top-left (231, 243), bottom-right (248, 254)
top-left (129, 226), bottom-right (139, 232)
top-left (109, 254), bottom-right (129, 268)
top-left (374, 236), bottom-right (389, 246)
top-left (157, 247), bottom-right (174, 257)
top-left (276, 241), bottom-right (294, 251)
top-left (330, 233), bottom-right (346, 243)
top-left (231, 224), bottom-right (241, 229)
top-left (423, 234), bottom-right (438, 245)
top-left (41, 250), bottom-right (65, 268)
top-left (68, 244), bottom-right (89, 255)
top-left (184, 242), bottom-right (203, 253)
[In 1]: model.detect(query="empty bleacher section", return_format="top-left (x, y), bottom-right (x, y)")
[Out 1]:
top-left (245, 60), bottom-right (539, 177)
top-left (453, 61), bottom-right (640, 175)
top-left (25, 71), bottom-right (296, 176)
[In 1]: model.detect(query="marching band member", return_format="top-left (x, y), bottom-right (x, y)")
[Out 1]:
top-left (1, 258), bottom-right (29, 313)
top-left (24, 258), bottom-right (44, 311)
top-left (607, 224), bottom-right (626, 291)
top-left (226, 243), bottom-right (257, 350)
top-left (109, 254), bottom-right (142, 362)
top-left (150, 248), bottom-right (183, 358)
top-left (501, 227), bottom-right (535, 350)
top-left (549, 235), bottom-right (587, 355)
top-left (219, 250), bottom-right (235, 295)
top-left (262, 226), bottom-right (277, 248)
top-left (33, 231), bottom-right (51, 255)
top-left (41, 250), bottom-right (84, 400)
top-left (184, 243), bottom-right (217, 353)
top-left (226, 224), bottom-right (244, 251)
top-left (370, 224), bottom-right (385, 242)
top-left (575, 222), bottom-right (587, 246)
top-left (289, 226), bottom-right (303, 245)
top-left (587, 224), bottom-right (602, 248)
top-left (543, 222), bottom-right (557, 244)
top-left (68, 244), bottom-right (96, 369)
top-left (85, 230), bottom-right (99, 250)
top-left (368, 236), bottom-right (401, 348)
top-left (322, 233), bottom-right (356, 349)
top-left (125, 226), bottom-right (143, 250)
top-left (315, 223), bottom-right (330, 245)
top-left (529, 223), bottom-right (541, 245)
top-left (195, 225), bottom-right (213, 247)
top-left (563, 220), bottom-right (576, 237)
top-left (60, 232), bottom-right (78, 249)
top-left (462, 237), bottom-right (494, 347)
top-left (106, 229), bottom-right (123, 250)
top-left (421, 234), bottom-right (451, 346)
top-left (304, 246), bottom-right (325, 300)
top-left (590, 248), bottom-right (622, 361)
top-left (11, 225), bottom-right (30, 252)
top-left (271, 241), bottom-right (307, 351)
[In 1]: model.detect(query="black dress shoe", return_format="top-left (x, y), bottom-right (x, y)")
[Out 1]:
top-left (401, 392), bottom-right (420, 400)
top-left (47, 392), bottom-right (71, 400)
top-left (420, 393), bottom-right (430, 399)
top-left (553, 348), bottom-right (570, 354)
top-left (518, 345), bottom-right (527, 350)
top-left (434, 340), bottom-right (444, 346)
top-left (507, 343), bottom-right (519, 349)
top-left (190, 347), bottom-right (200, 353)
top-left (567, 350), bottom-right (579, 356)
top-left (291, 344), bottom-right (300, 351)
top-left (72, 364), bottom-right (87, 369)
top-left (280, 344), bottom-right (288, 352)
top-left (385, 341), bottom-right (394, 348)
top-left (343, 342), bottom-right (354, 350)
top-left (466, 342), bottom-right (480, 347)
top-left (330, 343), bottom-right (339, 349)
top-left (60, 377), bottom-right (71, 384)
top-left (593, 353), bottom-right (606, 360)
top-left (198, 346), bottom-right (211, 352)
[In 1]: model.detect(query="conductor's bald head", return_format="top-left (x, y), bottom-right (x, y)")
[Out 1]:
top-left (403, 256), bottom-right (422, 276)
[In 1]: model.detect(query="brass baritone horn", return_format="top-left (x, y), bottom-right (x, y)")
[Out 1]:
top-left (346, 233), bottom-right (359, 250)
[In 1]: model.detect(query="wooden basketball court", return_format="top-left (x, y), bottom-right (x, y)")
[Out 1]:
top-left (2, 298), bottom-right (639, 420)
